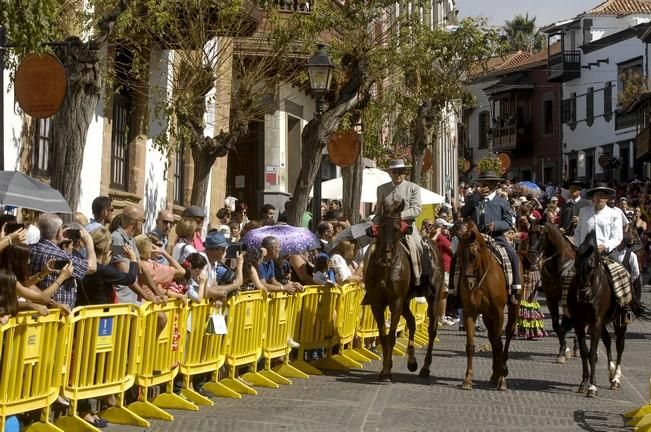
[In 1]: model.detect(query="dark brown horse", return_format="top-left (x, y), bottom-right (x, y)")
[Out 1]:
top-left (569, 230), bottom-right (627, 397)
top-left (456, 220), bottom-right (519, 391)
top-left (364, 200), bottom-right (443, 381)
top-left (526, 222), bottom-right (578, 363)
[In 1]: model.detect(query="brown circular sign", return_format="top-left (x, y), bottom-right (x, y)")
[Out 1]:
top-left (328, 129), bottom-right (361, 167)
top-left (497, 153), bottom-right (511, 171)
top-left (15, 53), bottom-right (67, 119)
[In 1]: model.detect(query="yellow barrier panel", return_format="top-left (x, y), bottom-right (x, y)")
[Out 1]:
top-left (0, 310), bottom-right (67, 432)
top-left (291, 285), bottom-right (340, 375)
top-left (625, 375), bottom-right (651, 429)
top-left (354, 305), bottom-right (381, 361)
top-left (412, 298), bottom-right (430, 345)
top-left (320, 283), bottom-right (368, 368)
top-left (179, 299), bottom-right (237, 404)
top-left (129, 300), bottom-right (195, 421)
top-left (220, 290), bottom-right (274, 395)
top-left (56, 304), bottom-right (147, 431)
top-left (261, 292), bottom-right (307, 384)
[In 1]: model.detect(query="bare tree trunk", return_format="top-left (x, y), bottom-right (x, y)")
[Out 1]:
top-left (342, 152), bottom-right (363, 224)
top-left (190, 146), bottom-right (213, 206)
top-left (50, 39), bottom-right (103, 213)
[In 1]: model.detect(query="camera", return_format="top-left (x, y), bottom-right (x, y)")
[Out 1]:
top-left (51, 259), bottom-right (70, 270)
top-left (65, 228), bottom-right (81, 241)
top-left (4, 223), bottom-right (24, 235)
top-left (225, 243), bottom-right (247, 259)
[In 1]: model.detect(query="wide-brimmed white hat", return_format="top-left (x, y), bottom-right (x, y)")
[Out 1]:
top-left (386, 159), bottom-right (411, 170)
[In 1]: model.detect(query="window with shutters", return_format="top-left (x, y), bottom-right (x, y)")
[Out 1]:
top-left (586, 87), bottom-right (594, 127)
top-left (32, 118), bottom-right (52, 176)
top-left (173, 141), bottom-right (185, 205)
top-left (478, 111), bottom-right (490, 149)
top-left (604, 81), bottom-right (612, 121)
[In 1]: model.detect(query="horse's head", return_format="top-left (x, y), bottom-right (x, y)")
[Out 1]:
top-left (376, 199), bottom-right (406, 267)
top-left (458, 220), bottom-right (488, 289)
top-left (576, 230), bottom-right (599, 287)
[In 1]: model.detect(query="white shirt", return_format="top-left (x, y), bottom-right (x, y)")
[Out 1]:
top-left (611, 248), bottom-right (640, 281)
top-left (574, 205), bottom-right (623, 253)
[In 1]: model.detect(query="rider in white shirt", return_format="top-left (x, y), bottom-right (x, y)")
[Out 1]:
top-left (574, 183), bottom-right (623, 254)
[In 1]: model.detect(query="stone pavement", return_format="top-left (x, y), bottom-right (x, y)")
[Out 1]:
top-left (110, 291), bottom-right (651, 432)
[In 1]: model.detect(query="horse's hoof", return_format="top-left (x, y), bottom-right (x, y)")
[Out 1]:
top-left (497, 377), bottom-right (508, 391)
top-left (407, 360), bottom-right (418, 372)
top-left (418, 368), bottom-right (430, 378)
top-left (586, 387), bottom-right (598, 398)
top-left (573, 348), bottom-right (581, 358)
top-left (557, 355), bottom-right (567, 364)
top-left (578, 384), bottom-right (588, 394)
top-left (489, 374), bottom-right (498, 385)
top-left (610, 381), bottom-right (621, 390)
top-left (460, 381), bottom-right (472, 391)
top-left (378, 373), bottom-right (391, 382)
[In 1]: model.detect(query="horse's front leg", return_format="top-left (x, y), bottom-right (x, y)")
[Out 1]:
top-left (586, 322), bottom-right (602, 398)
top-left (370, 304), bottom-right (390, 382)
top-left (461, 311), bottom-right (476, 391)
top-left (611, 323), bottom-right (627, 390)
top-left (547, 298), bottom-right (570, 363)
top-left (501, 302), bottom-right (517, 381)
top-left (574, 321), bottom-right (590, 394)
top-left (600, 327), bottom-right (614, 385)
top-left (419, 294), bottom-right (439, 378)
top-left (383, 298), bottom-right (403, 382)
top-left (402, 300), bottom-right (418, 373)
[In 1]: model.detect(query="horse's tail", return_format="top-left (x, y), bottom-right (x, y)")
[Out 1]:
top-left (630, 297), bottom-right (645, 318)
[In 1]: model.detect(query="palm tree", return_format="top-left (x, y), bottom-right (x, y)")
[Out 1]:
top-left (502, 13), bottom-right (545, 53)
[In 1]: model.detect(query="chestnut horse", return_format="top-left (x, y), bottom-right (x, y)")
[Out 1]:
top-left (364, 200), bottom-right (443, 381)
top-left (525, 222), bottom-right (578, 363)
top-left (569, 231), bottom-right (628, 397)
top-left (456, 220), bottom-right (519, 390)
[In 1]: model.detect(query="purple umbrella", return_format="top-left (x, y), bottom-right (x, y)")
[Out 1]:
top-left (242, 224), bottom-right (320, 256)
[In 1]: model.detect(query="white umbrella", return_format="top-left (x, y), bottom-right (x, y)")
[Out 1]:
top-left (315, 168), bottom-right (445, 204)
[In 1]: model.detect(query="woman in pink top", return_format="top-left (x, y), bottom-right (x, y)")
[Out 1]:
top-left (135, 234), bottom-right (185, 295)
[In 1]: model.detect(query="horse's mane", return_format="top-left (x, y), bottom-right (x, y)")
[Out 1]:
top-left (576, 230), bottom-right (597, 287)
top-left (544, 222), bottom-right (575, 258)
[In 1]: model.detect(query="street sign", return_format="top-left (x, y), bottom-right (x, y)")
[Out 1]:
top-left (14, 53), bottom-right (67, 118)
top-left (328, 129), bottom-right (360, 167)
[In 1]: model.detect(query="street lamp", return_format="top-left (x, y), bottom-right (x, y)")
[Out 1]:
top-left (307, 44), bottom-right (334, 231)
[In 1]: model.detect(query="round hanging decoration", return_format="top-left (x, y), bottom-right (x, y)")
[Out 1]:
top-left (497, 153), bottom-right (511, 172)
top-left (14, 53), bottom-right (67, 119)
top-left (328, 129), bottom-right (361, 167)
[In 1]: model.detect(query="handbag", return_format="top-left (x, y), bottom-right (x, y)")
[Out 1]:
top-left (206, 312), bottom-right (228, 335)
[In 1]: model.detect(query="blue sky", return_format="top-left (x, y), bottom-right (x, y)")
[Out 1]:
top-left (456, 0), bottom-right (599, 28)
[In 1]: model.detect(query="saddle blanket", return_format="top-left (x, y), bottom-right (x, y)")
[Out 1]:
top-left (453, 234), bottom-right (513, 291)
top-left (560, 257), bottom-right (632, 316)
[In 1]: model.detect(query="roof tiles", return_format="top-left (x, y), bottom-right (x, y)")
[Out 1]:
top-left (587, 0), bottom-right (651, 16)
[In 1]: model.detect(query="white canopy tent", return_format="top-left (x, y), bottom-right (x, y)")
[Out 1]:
top-left (313, 168), bottom-right (445, 204)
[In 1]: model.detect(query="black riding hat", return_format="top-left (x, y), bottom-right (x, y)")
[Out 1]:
top-left (586, 182), bottom-right (615, 198)
top-left (564, 178), bottom-right (584, 188)
top-left (476, 170), bottom-right (504, 182)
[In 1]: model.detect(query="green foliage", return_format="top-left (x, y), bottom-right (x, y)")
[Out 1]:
top-left (501, 13), bottom-right (545, 54)
top-left (477, 156), bottom-right (503, 174)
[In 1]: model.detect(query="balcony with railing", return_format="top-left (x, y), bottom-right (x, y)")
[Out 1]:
top-left (256, 0), bottom-right (314, 13)
top-left (636, 124), bottom-right (651, 160)
top-left (548, 50), bottom-right (581, 82)
top-left (491, 124), bottom-right (530, 152)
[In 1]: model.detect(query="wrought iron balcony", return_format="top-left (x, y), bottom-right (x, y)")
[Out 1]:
top-left (256, 0), bottom-right (313, 13)
top-left (492, 125), bottom-right (530, 152)
top-left (548, 50), bottom-right (581, 82)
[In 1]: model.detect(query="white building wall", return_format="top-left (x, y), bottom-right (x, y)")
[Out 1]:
top-left (77, 94), bottom-right (104, 217)
top-left (3, 69), bottom-right (22, 172)
top-left (562, 29), bottom-right (645, 165)
top-left (466, 79), bottom-right (499, 163)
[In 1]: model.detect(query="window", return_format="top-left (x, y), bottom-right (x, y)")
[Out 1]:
top-left (586, 154), bottom-right (594, 180)
top-left (478, 111), bottom-right (490, 149)
top-left (33, 118), bottom-right (52, 176)
top-left (604, 81), bottom-right (613, 122)
top-left (173, 141), bottom-right (185, 205)
top-left (542, 99), bottom-right (554, 135)
top-left (562, 93), bottom-right (577, 128)
top-left (586, 87), bottom-right (594, 126)
top-left (110, 95), bottom-right (130, 190)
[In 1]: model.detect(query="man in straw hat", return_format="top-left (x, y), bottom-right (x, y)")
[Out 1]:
top-left (560, 179), bottom-right (591, 236)
top-left (455, 168), bottom-right (521, 305)
top-left (365, 159), bottom-right (430, 297)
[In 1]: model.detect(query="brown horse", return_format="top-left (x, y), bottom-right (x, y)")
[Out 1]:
top-left (364, 200), bottom-right (443, 381)
top-left (569, 230), bottom-right (628, 398)
top-left (456, 220), bottom-right (519, 390)
top-left (526, 222), bottom-right (578, 363)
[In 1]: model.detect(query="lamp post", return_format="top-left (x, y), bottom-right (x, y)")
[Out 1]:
top-left (307, 44), bottom-right (334, 231)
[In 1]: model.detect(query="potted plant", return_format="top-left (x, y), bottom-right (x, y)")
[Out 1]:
top-left (476, 157), bottom-right (503, 175)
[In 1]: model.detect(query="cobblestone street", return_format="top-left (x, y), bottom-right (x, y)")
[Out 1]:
top-left (110, 290), bottom-right (651, 432)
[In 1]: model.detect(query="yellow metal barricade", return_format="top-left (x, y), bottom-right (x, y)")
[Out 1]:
top-left (411, 298), bottom-right (430, 346)
top-left (129, 300), bottom-right (195, 421)
top-left (261, 292), bottom-right (307, 384)
top-left (354, 305), bottom-right (381, 361)
top-left (326, 283), bottom-right (368, 368)
top-left (624, 376), bottom-right (651, 430)
top-left (220, 290), bottom-right (272, 395)
top-left (179, 300), bottom-right (238, 404)
top-left (0, 310), bottom-right (66, 432)
top-left (291, 285), bottom-right (340, 375)
top-left (56, 303), bottom-right (146, 431)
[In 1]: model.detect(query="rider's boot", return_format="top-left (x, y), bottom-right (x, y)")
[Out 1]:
top-left (509, 284), bottom-right (521, 306)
